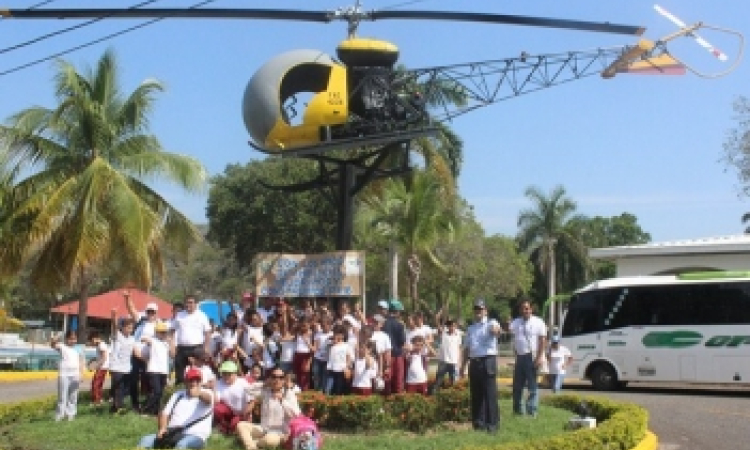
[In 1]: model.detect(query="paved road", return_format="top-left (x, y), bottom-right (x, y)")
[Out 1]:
top-left (564, 383), bottom-right (750, 450)
top-left (3, 377), bottom-right (747, 450)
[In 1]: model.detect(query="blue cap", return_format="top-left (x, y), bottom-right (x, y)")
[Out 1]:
top-left (388, 299), bottom-right (404, 311)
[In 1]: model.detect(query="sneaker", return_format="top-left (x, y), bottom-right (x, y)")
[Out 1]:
top-left (54, 415), bottom-right (63, 422)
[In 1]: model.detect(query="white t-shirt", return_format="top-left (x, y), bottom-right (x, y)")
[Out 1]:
top-left (313, 332), bottom-right (332, 360)
top-left (242, 326), bottom-right (264, 355)
top-left (405, 352), bottom-right (427, 384)
top-left (97, 341), bottom-right (110, 370)
top-left (352, 357), bottom-right (378, 389)
top-left (510, 316), bottom-right (548, 356)
top-left (279, 338), bottom-right (296, 363)
top-left (370, 331), bottom-right (392, 355)
top-left (134, 316), bottom-right (157, 341)
top-left (438, 331), bottom-right (462, 365)
top-left (162, 390), bottom-right (214, 441)
top-left (216, 377), bottom-right (251, 414)
top-left (57, 343), bottom-right (83, 378)
top-left (548, 345), bottom-right (572, 375)
top-left (109, 331), bottom-right (136, 373)
top-left (327, 342), bottom-right (353, 372)
top-left (146, 338), bottom-right (170, 374)
top-left (295, 334), bottom-right (312, 353)
top-left (174, 310), bottom-right (211, 346)
top-left (221, 328), bottom-right (240, 351)
top-left (418, 325), bottom-right (435, 341)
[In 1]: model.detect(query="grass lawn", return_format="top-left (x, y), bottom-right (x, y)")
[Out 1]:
top-left (2, 399), bottom-right (573, 450)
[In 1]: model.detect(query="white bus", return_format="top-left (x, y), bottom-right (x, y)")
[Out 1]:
top-left (561, 271), bottom-right (750, 390)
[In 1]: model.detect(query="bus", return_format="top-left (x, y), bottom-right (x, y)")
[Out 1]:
top-left (560, 271), bottom-right (750, 390)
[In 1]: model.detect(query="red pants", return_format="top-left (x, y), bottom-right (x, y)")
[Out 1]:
top-left (351, 387), bottom-right (373, 396)
top-left (293, 352), bottom-right (313, 391)
top-left (91, 369), bottom-right (108, 403)
top-left (406, 382), bottom-right (428, 395)
top-left (214, 401), bottom-right (242, 434)
top-left (386, 355), bottom-right (405, 395)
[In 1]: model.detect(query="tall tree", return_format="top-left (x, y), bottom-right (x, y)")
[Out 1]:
top-left (517, 185), bottom-right (587, 328)
top-left (359, 169), bottom-right (458, 311)
top-left (0, 50), bottom-right (206, 341)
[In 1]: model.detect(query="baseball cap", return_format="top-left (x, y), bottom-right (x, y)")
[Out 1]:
top-left (388, 299), bottom-right (404, 312)
top-left (155, 322), bottom-right (169, 333)
top-left (185, 368), bottom-right (202, 382)
top-left (473, 299), bottom-right (486, 309)
top-left (377, 300), bottom-right (389, 310)
top-left (373, 314), bottom-right (386, 323)
top-left (219, 361), bottom-right (239, 373)
top-left (145, 302), bottom-right (158, 312)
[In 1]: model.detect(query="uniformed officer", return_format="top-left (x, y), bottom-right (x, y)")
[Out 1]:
top-left (460, 299), bottom-right (502, 433)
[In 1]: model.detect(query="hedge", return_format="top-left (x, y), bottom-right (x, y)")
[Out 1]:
top-left (0, 383), bottom-right (648, 450)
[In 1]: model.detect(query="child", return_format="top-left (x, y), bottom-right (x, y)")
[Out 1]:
top-left (351, 342), bottom-right (378, 396)
top-left (108, 310), bottom-right (136, 414)
top-left (185, 348), bottom-right (216, 390)
top-left (285, 372), bottom-right (302, 394)
top-left (326, 326), bottom-right (353, 395)
top-left (88, 330), bottom-right (109, 405)
top-left (245, 363), bottom-right (264, 383)
top-left (434, 319), bottom-right (461, 391)
top-left (140, 321), bottom-right (172, 415)
top-left (51, 331), bottom-right (85, 421)
top-left (405, 335), bottom-right (436, 395)
top-left (547, 336), bottom-right (573, 393)
top-left (312, 318), bottom-right (333, 391)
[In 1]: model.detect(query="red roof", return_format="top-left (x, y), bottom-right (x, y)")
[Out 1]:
top-left (50, 289), bottom-right (174, 320)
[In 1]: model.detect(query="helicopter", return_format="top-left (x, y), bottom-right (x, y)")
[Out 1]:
top-left (0, 3), bottom-right (742, 155)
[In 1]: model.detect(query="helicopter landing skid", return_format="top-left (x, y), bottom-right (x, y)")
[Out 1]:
top-left (249, 127), bottom-right (440, 158)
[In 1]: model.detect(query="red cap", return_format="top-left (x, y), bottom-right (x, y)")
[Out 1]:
top-left (185, 368), bottom-right (202, 382)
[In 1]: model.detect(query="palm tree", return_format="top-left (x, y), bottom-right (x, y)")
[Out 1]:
top-left (359, 169), bottom-right (458, 311)
top-left (0, 49), bottom-right (206, 342)
top-left (517, 185), bottom-right (587, 331)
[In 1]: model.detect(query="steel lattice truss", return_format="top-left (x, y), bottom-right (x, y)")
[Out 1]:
top-left (402, 44), bottom-right (664, 122)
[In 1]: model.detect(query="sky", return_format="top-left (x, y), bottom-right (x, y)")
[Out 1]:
top-left (0, 0), bottom-right (749, 245)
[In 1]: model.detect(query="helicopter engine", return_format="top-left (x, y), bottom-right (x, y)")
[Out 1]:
top-left (242, 40), bottom-right (427, 152)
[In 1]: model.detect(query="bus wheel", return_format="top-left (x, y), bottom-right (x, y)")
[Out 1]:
top-left (590, 364), bottom-right (619, 391)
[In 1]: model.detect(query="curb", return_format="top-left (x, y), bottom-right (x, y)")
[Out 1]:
top-left (631, 431), bottom-right (659, 450)
top-left (0, 371), bottom-right (93, 382)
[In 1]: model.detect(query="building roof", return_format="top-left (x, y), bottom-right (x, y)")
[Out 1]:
top-left (50, 289), bottom-right (174, 320)
top-left (589, 234), bottom-right (750, 259)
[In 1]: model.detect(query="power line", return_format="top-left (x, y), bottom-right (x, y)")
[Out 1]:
top-left (0, 0), bottom-right (161, 56)
top-left (0, 0), bottom-right (216, 77)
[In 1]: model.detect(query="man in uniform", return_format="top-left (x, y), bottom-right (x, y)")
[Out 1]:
top-left (460, 299), bottom-right (502, 433)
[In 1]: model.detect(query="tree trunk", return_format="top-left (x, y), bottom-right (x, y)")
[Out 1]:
top-left (76, 270), bottom-right (90, 344)
top-left (388, 242), bottom-right (398, 300)
top-left (548, 247), bottom-right (557, 334)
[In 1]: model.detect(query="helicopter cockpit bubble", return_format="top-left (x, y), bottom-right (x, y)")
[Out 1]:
top-left (242, 49), bottom-right (348, 151)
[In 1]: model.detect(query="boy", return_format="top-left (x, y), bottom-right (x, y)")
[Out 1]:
top-left (88, 330), bottom-right (109, 405)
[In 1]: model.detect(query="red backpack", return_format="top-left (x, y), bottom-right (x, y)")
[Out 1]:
top-left (285, 415), bottom-right (322, 450)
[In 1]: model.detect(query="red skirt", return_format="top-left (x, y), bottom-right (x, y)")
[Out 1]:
top-left (406, 382), bottom-right (428, 395)
top-left (351, 387), bottom-right (373, 396)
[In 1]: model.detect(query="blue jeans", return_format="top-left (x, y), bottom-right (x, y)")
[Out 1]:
top-left (138, 433), bottom-right (205, 449)
top-left (312, 358), bottom-right (328, 391)
top-left (434, 362), bottom-right (456, 390)
top-left (512, 353), bottom-right (539, 415)
top-left (550, 373), bottom-right (565, 393)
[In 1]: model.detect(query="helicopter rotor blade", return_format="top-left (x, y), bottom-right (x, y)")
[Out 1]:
top-left (369, 10), bottom-right (645, 36)
top-left (0, 8), bottom-right (332, 23)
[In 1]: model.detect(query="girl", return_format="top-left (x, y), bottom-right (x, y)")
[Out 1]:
top-left (238, 309), bottom-right (264, 372)
top-left (51, 331), bottom-right (85, 421)
top-left (547, 337), bottom-right (573, 393)
top-left (293, 320), bottom-right (316, 390)
top-left (351, 341), bottom-right (378, 396)
top-left (278, 322), bottom-right (296, 375)
top-left (312, 318), bottom-right (333, 391)
top-left (218, 311), bottom-right (240, 363)
top-left (326, 326), bottom-right (353, 395)
top-left (140, 321), bottom-right (172, 415)
top-left (88, 330), bottom-right (109, 406)
top-left (405, 335), bottom-right (436, 395)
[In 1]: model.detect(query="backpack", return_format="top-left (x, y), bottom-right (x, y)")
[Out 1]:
top-left (285, 415), bottom-right (322, 450)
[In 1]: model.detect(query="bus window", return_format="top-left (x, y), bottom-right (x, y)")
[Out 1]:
top-left (562, 292), bottom-right (601, 337)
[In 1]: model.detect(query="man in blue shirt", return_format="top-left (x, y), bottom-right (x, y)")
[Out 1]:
top-left (382, 299), bottom-right (406, 394)
top-left (460, 299), bottom-right (502, 433)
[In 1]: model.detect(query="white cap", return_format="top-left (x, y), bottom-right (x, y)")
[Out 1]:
top-left (377, 300), bottom-right (389, 309)
top-left (145, 302), bottom-right (158, 312)
top-left (373, 314), bottom-right (386, 323)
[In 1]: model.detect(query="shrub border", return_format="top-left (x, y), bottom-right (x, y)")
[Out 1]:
top-left (0, 388), bottom-right (655, 450)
